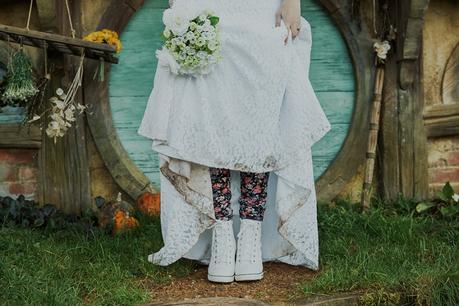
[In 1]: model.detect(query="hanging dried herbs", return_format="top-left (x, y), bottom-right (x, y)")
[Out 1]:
top-left (1, 48), bottom-right (38, 105)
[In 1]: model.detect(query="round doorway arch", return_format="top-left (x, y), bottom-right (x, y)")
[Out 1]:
top-left (84, 0), bottom-right (372, 202)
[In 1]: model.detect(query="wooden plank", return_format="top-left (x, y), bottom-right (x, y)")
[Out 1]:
top-left (424, 103), bottom-right (459, 119)
top-left (0, 124), bottom-right (41, 148)
top-left (424, 115), bottom-right (459, 138)
top-left (0, 24), bottom-right (118, 63)
top-left (379, 55), bottom-right (400, 199)
top-left (36, 0), bottom-right (92, 214)
top-left (378, 0), bottom-right (430, 202)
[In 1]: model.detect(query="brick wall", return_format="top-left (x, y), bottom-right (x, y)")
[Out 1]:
top-left (0, 148), bottom-right (39, 200)
top-left (428, 135), bottom-right (459, 197)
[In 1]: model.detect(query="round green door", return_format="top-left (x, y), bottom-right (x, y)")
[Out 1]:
top-left (109, 0), bottom-right (355, 189)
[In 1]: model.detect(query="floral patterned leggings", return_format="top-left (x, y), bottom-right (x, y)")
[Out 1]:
top-left (209, 167), bottom-right (270, 221)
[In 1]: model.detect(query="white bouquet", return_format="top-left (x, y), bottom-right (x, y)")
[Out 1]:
top-left (156, 5), bottom-right (222, 76)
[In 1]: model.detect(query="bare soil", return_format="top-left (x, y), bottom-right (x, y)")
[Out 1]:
top-left (143, 262), bottom-right (318, 305)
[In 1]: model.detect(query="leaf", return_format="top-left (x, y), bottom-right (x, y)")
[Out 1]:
top-left (415, 202), bottom-right (436, 213)
top-left (21, 219), bottom-right (29, 227)
top-left (42, 204), bottom-right (57, 217)
top-left (440, 205), bottom-right (459, 218)
top-left (94, 196), bottom-right (106, 209)
top-left (209, 16), bottom-right (220, 26)
top-left (441, 181), bottom-right (455, 201)
top-left (33, 217), bottom-right (45, 227)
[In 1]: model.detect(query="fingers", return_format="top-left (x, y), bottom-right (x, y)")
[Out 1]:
top-left (291, 21), bottom-right (300, 39)
top-left (275, 11), bottom-right (282, 27)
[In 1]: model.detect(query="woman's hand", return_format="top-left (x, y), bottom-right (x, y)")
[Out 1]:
top-left (275, 0), bottom-right (301, 43)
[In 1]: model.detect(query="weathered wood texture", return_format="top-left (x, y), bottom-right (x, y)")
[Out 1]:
top-left (424, 104), bottom-right (459, 137)
top-left (442, 43), bottom-right (459, 105)
top-left (313, 0), bottom-right (373, 201)
top-left (379, 0), bottom-right (430, 201)
top-left (83, 0), bottom-right (157, 202)
top-left (36, 0), bottom-right (92, 214)
top-left (108, 0), bottom-right (364, 203)
top-left (0, 24), bottom-right (118, 63)
top-left (0, 124), bottom-right (41, 148)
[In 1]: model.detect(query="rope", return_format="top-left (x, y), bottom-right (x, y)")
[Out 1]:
top-left (65, 0), bottom-right (76, 38)
top-left (43, 41), bottom-right (48, 77)
top-left (373, 0), bottom-right (378, 35)
top-left (26, 0), bottom-right (34, 30)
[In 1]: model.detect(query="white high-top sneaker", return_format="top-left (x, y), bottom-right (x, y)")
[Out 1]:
top-left (207, 219), bottom-right (236, 283)
top-left (235, 219), bottom-right (263, 281)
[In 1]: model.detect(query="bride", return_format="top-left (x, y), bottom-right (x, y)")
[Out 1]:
top-left (138, 0), bottom-right (331, 283)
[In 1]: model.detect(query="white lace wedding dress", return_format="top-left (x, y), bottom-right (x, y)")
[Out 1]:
top-left (137, 0), bottom-right (331, 270)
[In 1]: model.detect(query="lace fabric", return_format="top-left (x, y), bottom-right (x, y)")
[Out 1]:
top-left (138, 0), bottom-right (332, 270)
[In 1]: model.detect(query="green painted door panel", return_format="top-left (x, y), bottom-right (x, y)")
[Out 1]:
top-left (109, 0), bottom-right (355, 189)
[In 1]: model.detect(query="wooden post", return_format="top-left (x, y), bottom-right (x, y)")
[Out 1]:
top-left (37, 0), bottom-right (91, 214)
top-left (361, 67), bottom-right (385, 210)
top-left (378, 0), bottom-right (430, 202)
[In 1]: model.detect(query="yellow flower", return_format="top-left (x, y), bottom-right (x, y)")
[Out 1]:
top-left (83, 29), bottom-right (122, 53)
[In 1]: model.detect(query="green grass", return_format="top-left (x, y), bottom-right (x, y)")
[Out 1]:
top-left (0, 215), bottom-right (195, 306)
top-left (1, 197), bottom-right (458, 305)
top-left (305, 196), bottom-right (459, 305)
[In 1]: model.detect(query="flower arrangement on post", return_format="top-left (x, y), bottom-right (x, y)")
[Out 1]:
top-left (156, 5), bottom-right (222, 76)
top-left (373, 40), bottom-right (391, 65)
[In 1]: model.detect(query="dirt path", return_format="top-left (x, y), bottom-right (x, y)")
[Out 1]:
top-left (145, 262), bottom-right (318, 305)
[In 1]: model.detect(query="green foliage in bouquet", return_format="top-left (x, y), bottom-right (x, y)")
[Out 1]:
top-left (1, 48), bottom-right (38, 105)
top-left (416, 181), bottom-right (459, 219)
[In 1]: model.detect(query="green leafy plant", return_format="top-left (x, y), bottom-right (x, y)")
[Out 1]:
top-left (0, 194), bottom-right (99, 232)
top-left (416, 181), bottom-right (459, 218)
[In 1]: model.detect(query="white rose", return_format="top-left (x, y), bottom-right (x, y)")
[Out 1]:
top-left (452, 193), bottom-right (459, 202)
top-left (162, 5), bottom-right (201, 36)
top-left (162, 8), bottom-right (190, 36)
top-left (156, 48), bottom-right (180, 75)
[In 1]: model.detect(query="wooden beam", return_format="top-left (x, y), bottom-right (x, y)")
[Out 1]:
top-left (0, 24), bottom-right (118, 63)
top-left (424, 104), bottom-right (459, 138)
top-left (0, 124), bottom-right (41, 148)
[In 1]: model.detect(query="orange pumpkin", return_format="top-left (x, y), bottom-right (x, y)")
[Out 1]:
top-left (112, 210), bottom-right (139, 235)
top-left (137, 192), bottom-right (161, 216)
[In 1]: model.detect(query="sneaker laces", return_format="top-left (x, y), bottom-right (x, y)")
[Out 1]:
top-left (237, 220), bottom-right (261, 263)
top-left (211, 221), bottom-right (235, 264)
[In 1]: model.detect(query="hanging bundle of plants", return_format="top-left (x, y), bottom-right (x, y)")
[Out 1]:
top-left (1, 48), bottom-right (38, 105)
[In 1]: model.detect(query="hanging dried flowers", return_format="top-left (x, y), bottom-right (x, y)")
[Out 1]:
top-left (1, 48), bottom-right (38, 104)
top-left (27, 54), bottom-right (88, 143)
top-left (40, 87), bottom-right (87, 142)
